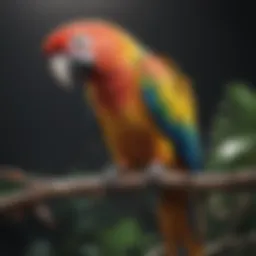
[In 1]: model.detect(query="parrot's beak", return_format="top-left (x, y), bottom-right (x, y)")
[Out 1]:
top-left (48, 54), bottom-right (73, 91)
top-left (47, 53), bottom-right (94, 92)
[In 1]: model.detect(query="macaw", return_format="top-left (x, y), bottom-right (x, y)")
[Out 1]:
top-left (42, 19), bottom-right (204, 256)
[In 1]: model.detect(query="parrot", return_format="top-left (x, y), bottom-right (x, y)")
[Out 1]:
top-left (42, 19), bottom-right (204, 256)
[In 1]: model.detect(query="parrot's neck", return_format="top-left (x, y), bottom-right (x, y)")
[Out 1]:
top-left (89, 50), bottom-right (146, 114)
top-left (90, 70), bottom-right (131, 114)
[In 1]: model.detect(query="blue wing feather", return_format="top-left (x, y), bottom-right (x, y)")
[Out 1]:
top-left (141, 77), bottom-right (203, 172)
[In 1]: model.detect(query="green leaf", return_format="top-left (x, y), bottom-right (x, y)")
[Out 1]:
top-left (206, 83), bottom-right (256, 240)
top-left (78, 244), bottom-right (100, 256)
top-left (25, 240), bottom-right (54, 256)
top-left (99, 218), bottom-right (144, 255)
top-left (207, 83), bottom-right (256, 170)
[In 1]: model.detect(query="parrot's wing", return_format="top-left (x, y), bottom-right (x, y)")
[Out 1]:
top-left (140, 58), bottom-right (203, 171)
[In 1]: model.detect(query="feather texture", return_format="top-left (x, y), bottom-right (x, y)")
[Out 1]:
top-left (140, 56), bottom-right (203, 171)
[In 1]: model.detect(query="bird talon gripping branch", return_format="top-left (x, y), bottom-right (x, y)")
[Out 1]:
top-left (102, 164), bottom-right (119, 183)
top-left (146, 161), bottom-right (166, 186)
top-left (148, 161), bottom-right (166, 175)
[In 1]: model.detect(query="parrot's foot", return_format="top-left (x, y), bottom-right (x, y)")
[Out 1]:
top-left (147, 160), bottom-right (167, 179)
top-left (102, 162), bottom-right (129, 184)
top-left (146, 160), bottom-right (168, 190)
top-left (102, 163), bottom-right (120, 181)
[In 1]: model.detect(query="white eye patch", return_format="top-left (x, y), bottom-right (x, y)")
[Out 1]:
top-left (48, 54), bottom-right (73, 90)
top-left (68, 35), bottom-right (95, 64)
top-left (70, 34), bottom-right (91, 49)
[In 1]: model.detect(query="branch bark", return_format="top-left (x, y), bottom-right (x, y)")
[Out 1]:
top-left (1, 168), bottom-right (256, 212)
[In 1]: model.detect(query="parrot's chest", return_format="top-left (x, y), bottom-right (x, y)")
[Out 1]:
top-left (115, 121), bottom-right (157, 168)
top-left (100, 106), bottom-right (171, 168)
top-left (89, 82), bottom-right (174, 168)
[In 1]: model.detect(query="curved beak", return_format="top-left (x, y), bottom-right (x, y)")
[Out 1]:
top-left (48, 54), bottom-right (74, 91)
top-left (47, 53), bottom-right (94, 92)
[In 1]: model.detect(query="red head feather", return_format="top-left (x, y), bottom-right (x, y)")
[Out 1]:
top-left (42, 19), bottom-right (142, 113)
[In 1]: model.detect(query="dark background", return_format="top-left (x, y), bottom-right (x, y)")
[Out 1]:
top-left (1, 0), bottom-right (255, 170)
top-left (0, 1), bottom-right (256, 255)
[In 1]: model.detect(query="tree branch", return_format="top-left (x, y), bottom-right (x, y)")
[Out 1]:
top-left (1, 168), bottom-right (256, 212)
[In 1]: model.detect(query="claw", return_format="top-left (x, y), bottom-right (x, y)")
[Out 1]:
top-left (147, 161), bottom-right (166, 179)
top-left (103, 163), bottom-right (119, 181)
top-left (146, 161), bottom-right (168, 191)
top-left (102, 159), bottom-right (129, 180)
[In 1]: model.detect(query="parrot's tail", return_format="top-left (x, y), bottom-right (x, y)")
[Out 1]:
top-left (157, 191), bottom-right (205, 256)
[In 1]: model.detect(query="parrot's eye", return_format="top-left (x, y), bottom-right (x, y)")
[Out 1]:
top-left (68, 35), bottom-right (94, 64)
top-left (47, 35), bottom-right (95, 92)
top-left (69, 35), bottom-right (92, 53)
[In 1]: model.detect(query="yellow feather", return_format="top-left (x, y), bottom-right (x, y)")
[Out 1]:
top-left (156, 54), bottom-right (199, 125)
